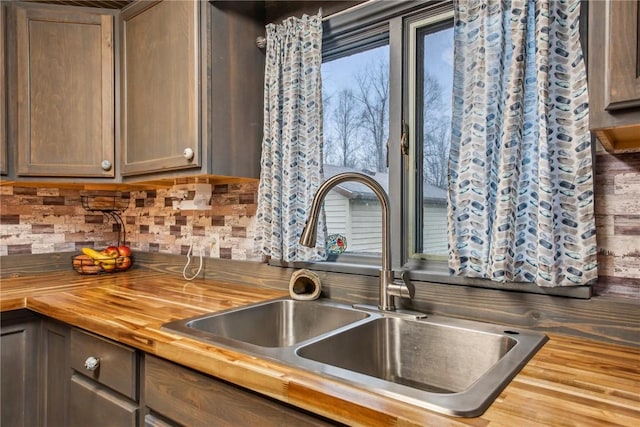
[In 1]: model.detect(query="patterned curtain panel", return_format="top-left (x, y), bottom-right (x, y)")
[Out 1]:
top-left (447, 0), bottom-right (597, 287)
top-left (254, 13), bottom-right (327, 262)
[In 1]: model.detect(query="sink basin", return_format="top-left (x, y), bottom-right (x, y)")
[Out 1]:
top-left (296, 314), bottom-right (546, 416)
top-left (163, 298), bottom-right (369, 348)
top-left (163, 299), bottom-right (547, 417)
top-left (298, 317), bottom-right (515, 393)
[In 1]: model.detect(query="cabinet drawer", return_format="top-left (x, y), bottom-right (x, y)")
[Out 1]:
top-left (70, 328), bottom-right (137, 400)
top-left (70, 373), bottom-right (138, 427)
top-left (144, 413), bottom-right (177, 427)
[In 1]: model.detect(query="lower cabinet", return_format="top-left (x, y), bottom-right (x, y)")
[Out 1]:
top-left (69, 374), bottom-right (138, 426)
top-left (1, 316), bottom-right (337, 426)
top-left (68, 328), bottom-right (139, 427)
top-left (0, 310), bottom-right (40, 427)
top-left (41, 319), bottom-right (71, 426)
top-left (144, 355), bottom-right (335, 427)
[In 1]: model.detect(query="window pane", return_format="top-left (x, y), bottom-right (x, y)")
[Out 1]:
top-left (417, 25), bottom-right (453, 258)
top-left (322, 45), bottom-right (389, 255)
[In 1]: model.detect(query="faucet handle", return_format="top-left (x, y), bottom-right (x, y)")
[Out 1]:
top-left (388, 271), bottom-right (415, 300)
top-left (402, 271), bottom-right (416, 298)
top-left (400, 271), bottom-right (415, 298)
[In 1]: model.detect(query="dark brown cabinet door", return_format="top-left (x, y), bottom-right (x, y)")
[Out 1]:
top-left (9, 3), bottom-right (115, 177)
top-left (144, 355), bottom-right (334, 427)
top-left (598, 0), bottom-right (640, 110)
top-left (119, 0), bottom-right (265, 180)
top-left (1, 4), bottom-right (7, 176)
top-left (589, 0), bottom-right (640, 152)
top-left (0, 310), bottom-right (40, 427)
top-left (120, 0), bottom-right (201, 176)
top-left (41, 319), bottom-right (70, 427)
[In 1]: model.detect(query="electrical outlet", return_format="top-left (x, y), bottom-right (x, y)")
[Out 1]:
top-left (208, 234), bottom-right (220, 258)
top-left (192, 237), bottom-right (206, 257)
top-left (192, 243), bottom-right (205, 257)
top-left (187, 235), bottom-right (218, 258)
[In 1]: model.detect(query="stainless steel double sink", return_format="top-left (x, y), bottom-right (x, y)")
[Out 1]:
top-left (163, 298), bottom-right (547, 417)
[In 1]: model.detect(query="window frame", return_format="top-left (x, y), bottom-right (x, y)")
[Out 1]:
top-left (271, 0), bottom-right (591, 299)
top-left (406, 9), bottom-right (454, 262)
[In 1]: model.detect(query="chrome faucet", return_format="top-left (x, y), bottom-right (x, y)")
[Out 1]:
top-left (299, 172), bottom-right (415, 311)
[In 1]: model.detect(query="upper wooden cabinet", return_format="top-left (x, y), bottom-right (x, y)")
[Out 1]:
top-left (589, 0), bottom-right (640, 153)
top-left (7, 2), bottom-right (116, 178)
top-left (120, 0), bottom-right (264, 180)
top-left (3, 0), bottom-right (263, 182)
top-left (1, 4), bottom-right (7, 176)
top-left (119, 0), bottom-right (200, 176)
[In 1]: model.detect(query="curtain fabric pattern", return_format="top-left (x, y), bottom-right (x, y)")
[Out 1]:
top-left (448, 0), bottom-right (597, 287)
top-left (254, 13), bottom-right (327, 262)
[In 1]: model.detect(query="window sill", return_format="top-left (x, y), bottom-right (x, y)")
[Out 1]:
top-left (269, 253), bottom-right (383, 278)
top-left (270, 255), bottom-right (592, 299)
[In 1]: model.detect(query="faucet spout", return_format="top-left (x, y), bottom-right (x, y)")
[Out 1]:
top-left (300, 172), bottom-right (413, 311)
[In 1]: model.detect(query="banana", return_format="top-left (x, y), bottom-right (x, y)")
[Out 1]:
top-left (82, 247), bottom-right (117, 264)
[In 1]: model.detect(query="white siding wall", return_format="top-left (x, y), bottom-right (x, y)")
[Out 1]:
top-left (349, 200), bottom-right (382, 253)
top-left (323, 194), bottom-right (447, 256)
top-left (423, 203), bottom-right (448, 256)
top-left (324, 191), bottom-right (349, 237)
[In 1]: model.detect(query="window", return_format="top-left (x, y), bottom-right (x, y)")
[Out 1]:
top-left (322, 45), bottom-right (389, 255)
top-left (408, 17), bottom-right (454, 261)
top-left (281, 0), bottom-right (589, 298)
top-left (319, 1), bottom-right (454, 266)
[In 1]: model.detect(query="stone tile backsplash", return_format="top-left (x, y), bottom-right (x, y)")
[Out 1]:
top-left (1, 149), bottom-right (639, 299)
top-left (593, 151), bottom-right (640, 299)
top-left (0, 182), bottom-right (261, 261)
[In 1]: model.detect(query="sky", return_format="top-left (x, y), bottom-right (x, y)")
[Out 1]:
top-left (423, 27), bottom-right (454, 117)
top-left (321, 45), bottom-right (388, 101)
top-left (321, 26), bottom-right (454, 119)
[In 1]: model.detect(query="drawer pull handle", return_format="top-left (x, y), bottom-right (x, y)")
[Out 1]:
top-left (84, 356), bottom-right (100, 371)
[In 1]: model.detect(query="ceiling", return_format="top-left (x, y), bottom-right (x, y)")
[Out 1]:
top-left (22, 1), bottom-right (363, 20)
top-left (23, 0), bottom-right (133, 9)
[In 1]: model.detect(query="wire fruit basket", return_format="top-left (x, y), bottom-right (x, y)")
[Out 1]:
top-left (73, 191), bottom-right (133, 275)
top-left (80, 191), bottom-right (129, 247)
top-left (72, 254), bottom-right (133, 275)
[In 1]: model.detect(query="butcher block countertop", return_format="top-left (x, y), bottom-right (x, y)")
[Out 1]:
top-left (1, 269), bottom-right (638, 426)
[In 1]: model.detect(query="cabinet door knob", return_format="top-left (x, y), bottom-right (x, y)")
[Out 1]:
top-left (84, 356), bottom-right (100, 371)
top-left (183, 147), bottom-right (194, 161)
top-left (101, 160), bottom-right (112, 171)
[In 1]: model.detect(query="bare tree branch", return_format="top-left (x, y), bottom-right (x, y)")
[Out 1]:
top-left (331, 89), bottom-right (361, 168)
top-left (422, 71), bottom-right (450, 189)
top-left (354, 59), bottom-right (389, 172)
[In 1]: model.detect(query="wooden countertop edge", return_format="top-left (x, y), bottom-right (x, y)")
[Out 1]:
top-left (31, 291), bottom-right (640, 427)
top-left (24, 296), bottom-right (438, 426)
top-left (4, 271), bottom-right (640, 426)
top-left (1, 296), bottom-right (27, 312)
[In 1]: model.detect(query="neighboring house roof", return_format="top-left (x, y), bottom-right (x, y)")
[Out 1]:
top-left (323, 164), bottom-right (388, 199)
top-left (322, 164), bottom-right (447, 204)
